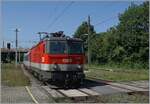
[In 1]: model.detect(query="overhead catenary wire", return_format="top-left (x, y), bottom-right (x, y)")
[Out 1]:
top-left (94, 15), bottom-right (118, 26)
top-left (46, 3), bottom-right (59, 29)
top-left (49, 4), bottom-right (59, 20)
top-left (4, 40), bottom-right (38, 42)
top-left (47, 1), bottom-right (74, 31)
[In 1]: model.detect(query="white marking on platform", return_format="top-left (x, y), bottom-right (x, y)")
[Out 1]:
top-left (79, 88), bottom-right (100, 96)
top-left (42, 86), bottom-right (64, 98)
top-left (59, 89), bottom-right (88, 98)
top-left (25, 86), bottom-right (39, 104)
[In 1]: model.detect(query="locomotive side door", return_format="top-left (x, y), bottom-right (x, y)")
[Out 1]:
top-left (29, 52), bottom-right (31, 69)
top-left (40, 43), bottom-right (44, 70)
top-left (40, 41), bottom-right (46, 71)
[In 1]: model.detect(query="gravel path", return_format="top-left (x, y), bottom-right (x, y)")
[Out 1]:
top-left (21, 64), bottom-right (43, 86)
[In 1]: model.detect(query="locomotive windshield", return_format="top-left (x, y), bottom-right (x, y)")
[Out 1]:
top-left (49, 41), bottom-right (67, 54)
top-left (48, 40), bottom-right (83, 54)
top-left (68, 41), bottom-right (83, 54)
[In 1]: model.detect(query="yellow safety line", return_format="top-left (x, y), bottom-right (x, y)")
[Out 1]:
top-left (25, 86), bottom-right (39, 104)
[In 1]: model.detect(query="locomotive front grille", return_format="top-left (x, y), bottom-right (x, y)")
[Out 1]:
top-left (51, 70), bottom-right (85, 81)
top-left (51, 64), bottom-right (84, 71)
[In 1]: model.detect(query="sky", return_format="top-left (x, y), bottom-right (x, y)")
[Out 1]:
top-left (2, 1), bottom-right (144, 48)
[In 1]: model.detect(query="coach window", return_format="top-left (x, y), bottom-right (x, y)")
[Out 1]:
top-left (23, 55), bottom-right (26, 61)
top-left (24, 55), bottom-right (28, 61)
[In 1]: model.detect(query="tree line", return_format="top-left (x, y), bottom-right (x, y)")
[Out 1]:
top-left (74, 2), bottom-right (149, 69)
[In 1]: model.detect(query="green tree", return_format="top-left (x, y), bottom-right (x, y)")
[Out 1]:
top-left (91, 32), bottom-right (109, 63)
top-left (117, 1), bottom-right (149, 63)
top-left (73, 21), bottom-right (96, 52)
top-left (92, 1), bottom-right (149, 68)
top-left (74, 2), bottom-right (149, 69)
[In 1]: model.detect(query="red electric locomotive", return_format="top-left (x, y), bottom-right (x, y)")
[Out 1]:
top-left (23, 31), bottom-right (85, 86)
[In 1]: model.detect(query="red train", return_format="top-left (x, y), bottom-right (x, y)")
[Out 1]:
top-left (23, 31), bottom-right (85, 86)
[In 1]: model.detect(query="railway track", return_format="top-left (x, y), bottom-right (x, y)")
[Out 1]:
top-left (21, 64), bottom-right (101, 103)
top-left (24, 77), bottom-right (149, 103)
top-left (41, 81), bottom-right (101, 103)
top-left (23, 80), bottom-right (149, 103)
top-left (87, 76), bottom-right (149, 96)
top-left (9, 64), bottom-right (147, 103)
top-left (23, 83), bottom-right (101, 103)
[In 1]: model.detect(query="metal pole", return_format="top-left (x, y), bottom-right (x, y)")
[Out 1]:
top-left (37, 32), bottom-right (42, 41)
top-left (19, 48), bottom-right (20, 63)
top-left (40, 34), bottom-right (41, 40)
top-left (87, 15), bottom-right (91, 65)
top-left (15, 28), bottom-right (19, 67)
top-left (3, 41), bottom-right (4, 48)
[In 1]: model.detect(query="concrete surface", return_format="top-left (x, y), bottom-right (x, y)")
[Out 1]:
top-left (59, 89), bottom-right (88, 97)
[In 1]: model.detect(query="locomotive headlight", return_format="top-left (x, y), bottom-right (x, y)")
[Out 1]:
top-left (52, 64), bottom-right (57, 69)
top-left (42, 57), bottom-right (45, 62)
top-left (53, 64), bottom-right (57, 69)
top-left (77, 65), bottom-right (82, 69)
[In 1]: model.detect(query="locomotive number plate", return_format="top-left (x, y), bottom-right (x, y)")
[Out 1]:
top-left (62, 59), bottom-right (72, 63)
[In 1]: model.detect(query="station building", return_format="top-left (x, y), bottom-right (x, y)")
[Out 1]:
top-left (1, 48), bottom-right (28, 63)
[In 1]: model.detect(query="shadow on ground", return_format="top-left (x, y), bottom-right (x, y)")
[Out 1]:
top-left (81, 79), bottom-right (108, 88)
top-left (46, 78), bottom-right (108, 89)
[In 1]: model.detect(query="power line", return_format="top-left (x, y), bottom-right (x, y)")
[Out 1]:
top-left (46, 3), bottom-right (59, 29)
top-left (4, 40), bottom-right (38, 43)
top-left (94, 15), bottom-right (118, 26)
top-left (47, 1), bottom-right (74, 31)
top-left (49, 4), bottom-right (59, 19)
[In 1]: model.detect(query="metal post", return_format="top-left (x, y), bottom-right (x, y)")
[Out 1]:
top-left (18, 48), bottom-right (20, 63)
top-left (87, 15), bottom-right (91, 65)
top-left (3, 41), bottom-right (4, 48)
top-left (39, 34), bottom-right (41, 40)
top-left (7, 43), bottom-right (11, 62)
top-left (15, 28), bottom-right (19, 67)
top-left (37, 32), bottom-right (42, 41)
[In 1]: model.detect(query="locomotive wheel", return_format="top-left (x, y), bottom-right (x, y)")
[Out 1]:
top-left (80, 79), bottom-right (84, 85)
top-left (64, 80), bottom-right (69, 89)
top-left (33, 72), bottom-right (37, 77)
top-left (72, 80), bottom-right (80, 88)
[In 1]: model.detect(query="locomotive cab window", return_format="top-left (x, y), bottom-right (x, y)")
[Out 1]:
top-left (46, 40), bottom-right (84, 54)
top-left (48, 41), bottom-right (67, 54)
top-left (68, 41), bottom-right (84, 54)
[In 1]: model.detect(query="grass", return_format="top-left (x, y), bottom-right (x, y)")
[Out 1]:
top-left (85, 64), bottom-right (149, 82)
top-left (1, 63), bottom-right (30, 87)
top-left (87, 62), bottom-right (149, 70)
